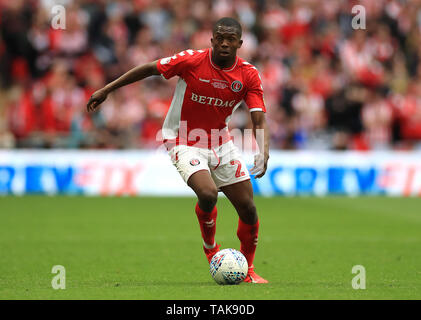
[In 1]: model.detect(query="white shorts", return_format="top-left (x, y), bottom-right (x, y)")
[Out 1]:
top-left (168, 141), bottom-right (250, 189)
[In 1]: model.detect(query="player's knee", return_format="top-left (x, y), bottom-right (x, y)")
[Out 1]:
top-left (238, 201), bottom-right (257, 224)
top-left (197, 187), bottom-right (218, 210)
top-left (240, 200), bottom-right (257, 215)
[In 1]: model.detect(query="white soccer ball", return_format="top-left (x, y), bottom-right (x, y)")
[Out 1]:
top-left (209, 248), bottom-right (248, 285)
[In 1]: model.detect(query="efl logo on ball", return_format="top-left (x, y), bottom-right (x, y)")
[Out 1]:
top-left (210, 248), bottom-right (248, 285)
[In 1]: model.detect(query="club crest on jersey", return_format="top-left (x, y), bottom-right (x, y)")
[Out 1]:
top-left (190, 159), bottom-right (200, 166)
top-left (231, 80), bottom-right (243, 92)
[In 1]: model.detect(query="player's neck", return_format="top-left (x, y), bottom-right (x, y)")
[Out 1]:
top-left (211, 51), bottom-right (236, 70)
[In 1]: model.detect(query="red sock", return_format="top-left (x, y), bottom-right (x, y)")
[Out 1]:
top-left (195, 203), bottom-right (217, 248)
top-left (237, 218), bottom-right (259, 267)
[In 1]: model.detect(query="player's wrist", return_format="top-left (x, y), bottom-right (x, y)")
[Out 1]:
top-left (102, 86), bottom-right (112, 95)
top-left (262, 152), bottom-right (269, 162)
top-left (255, 152), bottom-right (268, 158)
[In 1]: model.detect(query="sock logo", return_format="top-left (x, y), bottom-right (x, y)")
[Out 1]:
top-left (205, 219), bottom-right (215, 228)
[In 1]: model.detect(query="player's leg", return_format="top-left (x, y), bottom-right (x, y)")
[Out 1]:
top-left (168, 146), bottom-right (221, 263)
top-left (187, 171), bottom-right (221, 262)
top-left (187, 170), bottom-right (218, 213)
top-left (210, 141), bottom-right (259, 268)
top-left (220, 180), bottom-right (268, 283)
top-left (220, 180), bottom-right (258, 265)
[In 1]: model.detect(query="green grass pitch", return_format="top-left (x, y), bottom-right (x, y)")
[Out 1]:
top-left (0, 196), bottom-right (420, 300)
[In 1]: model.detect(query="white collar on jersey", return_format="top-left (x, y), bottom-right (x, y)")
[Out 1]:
top-left (209, 48), bottom-right (239, 72)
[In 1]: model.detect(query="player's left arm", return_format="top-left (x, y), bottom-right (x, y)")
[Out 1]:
top-left (244, 66), bottom-right (270, 178)
top-left (249, 111), bottom-right (270, 179)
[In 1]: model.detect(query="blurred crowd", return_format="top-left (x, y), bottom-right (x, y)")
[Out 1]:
top-left (1, 0), bottom-right (421, 150)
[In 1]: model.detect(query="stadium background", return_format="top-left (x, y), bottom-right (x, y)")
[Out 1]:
top-left (1, 0), bottom-right (421, 196)
top-left (2, 0), bottom-right (421, 151)
top-left (1, 0), bottom-right (421, 301)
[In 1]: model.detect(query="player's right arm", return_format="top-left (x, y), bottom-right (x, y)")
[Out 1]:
top-left (87, 61), bottom-right (160, 112)
top-left (87, 50), bottom-right (198, 112)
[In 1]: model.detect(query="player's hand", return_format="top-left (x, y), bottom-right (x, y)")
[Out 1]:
top-left (249, 153), bottom-right (269, 179)
top-left (87, 89), bottom-right (108, 113)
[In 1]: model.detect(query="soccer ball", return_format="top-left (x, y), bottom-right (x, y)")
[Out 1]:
top-left (210, 248), bottom-right (248, 285)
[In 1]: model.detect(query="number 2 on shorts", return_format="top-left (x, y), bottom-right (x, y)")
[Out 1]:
top-left (230, 160), bottom-right (245, 178)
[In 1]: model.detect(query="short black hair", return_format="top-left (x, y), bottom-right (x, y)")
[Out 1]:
top-left (212, 17), bottom-right (242, 38)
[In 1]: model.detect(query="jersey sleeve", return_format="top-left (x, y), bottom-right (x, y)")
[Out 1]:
top-left (156, 49), bottom-right (198, 80)
top-left (244, 67), bottom-right (267, 113)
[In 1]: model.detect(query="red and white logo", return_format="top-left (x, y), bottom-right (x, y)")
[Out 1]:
top-left (190, 159), bottom-right (200, 166)
top-left (231, 80), bottom-right (243, 92)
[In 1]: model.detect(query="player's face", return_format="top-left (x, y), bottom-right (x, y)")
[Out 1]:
top-left (211, 26), bottom-right (242, 63)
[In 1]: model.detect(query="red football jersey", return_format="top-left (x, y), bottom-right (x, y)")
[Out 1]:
top-left (156, 48), bottom-right (266, 149)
